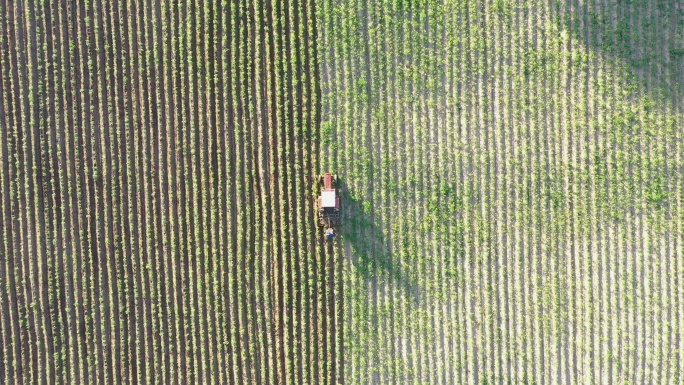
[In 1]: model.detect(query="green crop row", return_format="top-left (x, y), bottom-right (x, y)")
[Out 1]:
top-left (320, 0), bottom-right (684, 383)
top-left (0, 0), bottom-right (333, 384)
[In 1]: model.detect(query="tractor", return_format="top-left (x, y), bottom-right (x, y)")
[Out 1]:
top-left (317, 173), bottom-right (340, 239)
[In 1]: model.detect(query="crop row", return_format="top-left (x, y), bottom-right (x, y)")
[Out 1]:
top-left (319, 0), bottom-right (684, 383)
top-left (0, 1), bottom-right (335, 384)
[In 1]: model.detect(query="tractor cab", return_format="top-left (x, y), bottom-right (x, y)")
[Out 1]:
top-left (318, 173), bottom-right (340, 235)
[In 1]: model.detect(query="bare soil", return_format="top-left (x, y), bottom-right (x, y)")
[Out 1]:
top-left (0, 0), bottom-right (338, 384)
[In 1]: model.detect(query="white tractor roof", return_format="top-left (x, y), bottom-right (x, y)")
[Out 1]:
top-left (321, 190), bottom-right (336, 207)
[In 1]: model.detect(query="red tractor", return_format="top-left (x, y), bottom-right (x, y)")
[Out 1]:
top-left (317, 173), bottom-right (340, 239)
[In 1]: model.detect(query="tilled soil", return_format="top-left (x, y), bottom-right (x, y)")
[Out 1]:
top-left (0, 1), bottom-right (338, 384)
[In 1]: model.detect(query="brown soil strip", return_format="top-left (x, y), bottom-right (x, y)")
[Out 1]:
top-left (1, 1), bottom-right (331, 384)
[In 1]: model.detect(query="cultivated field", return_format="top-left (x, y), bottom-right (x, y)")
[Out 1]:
top-left (0, 0), bottom-right (337, 384)
top-left (2, 0), bottom-right (684, 384)
top-left (319, 0), bottom-right (684, 383)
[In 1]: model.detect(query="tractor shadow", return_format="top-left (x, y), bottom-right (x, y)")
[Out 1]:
top-left (340, 189), bottom-right (421, 303)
